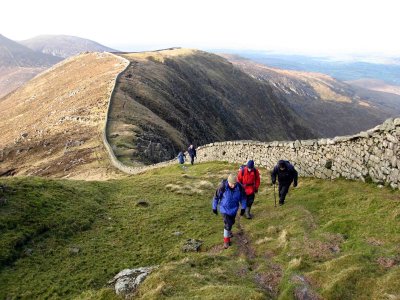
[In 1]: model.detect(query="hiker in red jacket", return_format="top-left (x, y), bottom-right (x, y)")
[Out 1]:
top-left (237, 160), bottom-right (260, 219)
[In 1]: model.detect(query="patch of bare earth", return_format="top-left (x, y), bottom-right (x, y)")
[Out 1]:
top-left (0, 52), bottom-right (129, 179)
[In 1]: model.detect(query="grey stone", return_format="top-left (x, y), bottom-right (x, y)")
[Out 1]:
top-left (182, 239), bottom-right (203, 252)
top-left (69, 247), bottom-right (80, 254)
top-left (109, 266), bottom-right (157, 298)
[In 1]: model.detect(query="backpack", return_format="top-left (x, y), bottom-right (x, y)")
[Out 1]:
top-left (239, 165), bottom-right (258, 182)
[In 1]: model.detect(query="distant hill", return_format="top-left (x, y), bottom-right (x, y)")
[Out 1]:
top-left (0, 34), bottom-right (62, 98)
top-left (347, 78), bottom-right (400, 96)
top-left (20, 35), bottom-right (118, 58)
top-left (0, 52), bottom-right (129, 178)
top-left (219, 50), bottom-right (400, 86)
top-left (107, 49), bottom-right (317, 165)
top-left (221, 54), bottom-right (400, 137)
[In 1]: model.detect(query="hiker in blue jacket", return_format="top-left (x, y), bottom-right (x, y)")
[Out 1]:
top-left (188, 144), bottom-right (196, 165)
top-left (177, 151), bottom-right (186, 164)
top-left (271, 160), bottom-right (298, 206)
top-left (212, 173), bottom-right (247, 249)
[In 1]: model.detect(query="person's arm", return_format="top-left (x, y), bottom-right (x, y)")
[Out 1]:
top-left (293, 168), bottom-right (298, 187)
top-left (237, 169), bottom-right (243, 184)
top-left (240, 185), bottom-right (247, 213)
top-left (212, 181), bottom-right (224, 213)
top-left (255, 169), bottom-right (261, 191)
top-left (271, 167), bottom-right (277, 184)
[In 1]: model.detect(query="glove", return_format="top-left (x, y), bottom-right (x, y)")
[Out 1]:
top-left (293, 182), bottom-right (297, 187)
top-left (240, 209), bottom-right (245, 216)
top-left (213, 209), bottom-right (218, 215)
top-left (271, 181), bottom-right (276, 185)
top-left (255, 189), bottom-right (258, 193)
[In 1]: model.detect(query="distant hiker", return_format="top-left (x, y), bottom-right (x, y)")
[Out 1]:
top-left (177, 151), bottom-right (186, 164)
top-left (237, 160), bottom-right (260, 219)
top-left (212, 173), bottom-right (246, 249)
top-left (188, 144), bottom-right (197, 165)
top-left (271, 160), bottom-right (298, 206)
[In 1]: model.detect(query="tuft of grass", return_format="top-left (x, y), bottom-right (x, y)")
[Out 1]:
top-left (0, 162), bottom-right (399, 299)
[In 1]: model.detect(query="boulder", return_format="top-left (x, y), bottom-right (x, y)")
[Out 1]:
top-left (109, 266), bottom-right (157, 298)
top-left (182, 239), bottom-right (203, 252)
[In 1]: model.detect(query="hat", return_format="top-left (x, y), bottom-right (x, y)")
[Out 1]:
top-left (278, 160), bottom-right (286, 168)
top-left (227, 173), bottom-right (237, 185)
top-left (247, 160), bottom-right (254, 169)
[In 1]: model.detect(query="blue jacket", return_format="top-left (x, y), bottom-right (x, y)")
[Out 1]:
top-left (177, 152), bottom-right (186, 164)
top-left (212, 180), bottom-right (246, 216)
top-left (188, 147), bottom-right (196, 158)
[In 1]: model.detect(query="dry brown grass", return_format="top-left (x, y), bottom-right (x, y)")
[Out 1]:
top-left (0, 52), bottom-right (129, 179)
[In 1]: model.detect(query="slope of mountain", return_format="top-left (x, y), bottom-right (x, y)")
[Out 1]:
top-left (0, 52), bottom-right (129, 178)
top-left (20, 35), bottom-right (118, 58)
top-left (0, 34), bottom-right (62, 98)
top-left (220, 50), bottom-right (400, 86)
top-left (107, 49), bottom-right (316, 165)
top-left (347, 78), bottom-right (400, 96)
top-left (220, 54), bottom-right (400, 137)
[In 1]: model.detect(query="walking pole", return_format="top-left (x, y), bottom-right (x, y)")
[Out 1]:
top-left (274, 183), bottom-right (277, 208)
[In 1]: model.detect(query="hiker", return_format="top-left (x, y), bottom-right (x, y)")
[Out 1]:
top-left (188, 144), bottom-right (196, 165)
top-left (237, 160), bottom-right (260, 219)
top-left (212, 173), bottom-right (246, 249)
top-left (177, 151), bottom-right (186, 164)
top-left (271, 160), bottom-right (298, 206)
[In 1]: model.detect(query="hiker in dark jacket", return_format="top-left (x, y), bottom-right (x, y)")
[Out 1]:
top-left (212, 173), bottom-right (247, 249)
top-left (271, 160), bottom-right (298, 206)
top-left (237, 160), bottom-right (260, 219)
top-left (188, 144), bottom-right (196, 165)
top-left (177, 151), bottom-right (186, 164)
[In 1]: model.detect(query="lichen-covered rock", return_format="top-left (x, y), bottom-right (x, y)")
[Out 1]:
top-left (109, 266), bottom-right (157, 298)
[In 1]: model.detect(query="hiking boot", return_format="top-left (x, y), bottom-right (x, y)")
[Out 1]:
top-left (228, 231), bottom-right (233, 238)
top-left (279, 201), bottom-right (284, 206)
top-left (245, 207), bottom-right (252, 219)
top-left (223, 237), bottom-right (231, 249)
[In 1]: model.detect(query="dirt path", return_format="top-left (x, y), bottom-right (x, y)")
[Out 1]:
top-left (235, 217), bottom-right (282, 297)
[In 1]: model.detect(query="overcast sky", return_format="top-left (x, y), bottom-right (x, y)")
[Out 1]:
top-left (1, 0), bottom-right (399, 55)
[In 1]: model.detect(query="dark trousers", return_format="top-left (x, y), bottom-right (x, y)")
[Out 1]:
top-left (222, 214), bottom-right (236, 231)
top-left (246, 193), bottom-right (255, 208)
top-left (279, 183), bottom-right (290, 204)
top-left (190, 155), bottom-right (195, 165)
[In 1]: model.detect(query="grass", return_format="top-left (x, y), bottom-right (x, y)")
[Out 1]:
top-left (0, 162), bottom-right (399, 299)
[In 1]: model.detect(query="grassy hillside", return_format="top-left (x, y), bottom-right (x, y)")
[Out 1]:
top-left (1, 162), bottom-right (399, 299)
top-left (0, 52), bottom-right (128, 179)
top-left (107, 49), bottom-right (315, 166)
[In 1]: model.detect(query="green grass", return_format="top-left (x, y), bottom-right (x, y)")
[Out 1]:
top-left (0, 162), bottom-right (399, 299)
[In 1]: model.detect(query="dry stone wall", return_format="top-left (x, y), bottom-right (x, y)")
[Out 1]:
top-left (103, 56), bottom-right (400, 184)
top-left (195, 118), bottom-right (400, 188)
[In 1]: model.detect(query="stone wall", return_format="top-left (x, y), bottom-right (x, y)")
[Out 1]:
top-left (103, 57), bottom-right (400, 185)
top-left (195, 118), bottom-right (400, 188)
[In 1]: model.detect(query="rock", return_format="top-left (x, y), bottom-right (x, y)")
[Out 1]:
top-left (182, 239), bottom-right (203, 252)
top-left (24, 248), bottom-right (33, 256)
top-left (20, 132), bottom-right (28, 138)
top-left (109, 266), bottom-right (157, 298)
top-left (69, 247), bottom-right (80, 254)
top-left (0, 196), bottom-right (7, 206)
top-left (173, 231), bottom-right (183, 236)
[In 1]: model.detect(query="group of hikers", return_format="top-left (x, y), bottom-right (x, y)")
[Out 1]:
top-left (176, 145), bottom-right (298, 249)
top-left (177, 144), bottom-right (196, 165)
top-left (212, 160), bottom-right (298, 249)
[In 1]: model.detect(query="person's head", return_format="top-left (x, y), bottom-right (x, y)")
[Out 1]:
top-left (278, 160), bottom-right (286, 170)
top-left (227, 173), bottom-right (237, 188)
top-left (247, 160), bottom-right (254, 170)
top-left (189, 144), bottom-right (193, 148)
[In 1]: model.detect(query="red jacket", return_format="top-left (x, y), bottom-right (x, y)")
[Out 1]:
top-left (237, 167), bottom-right (260, 195)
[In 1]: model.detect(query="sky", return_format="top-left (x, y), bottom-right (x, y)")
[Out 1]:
top-left (1, 0), bottom-right (400, 56)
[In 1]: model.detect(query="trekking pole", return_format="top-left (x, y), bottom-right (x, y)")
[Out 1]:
top-left (273, 183), bottom-right (276, 208)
